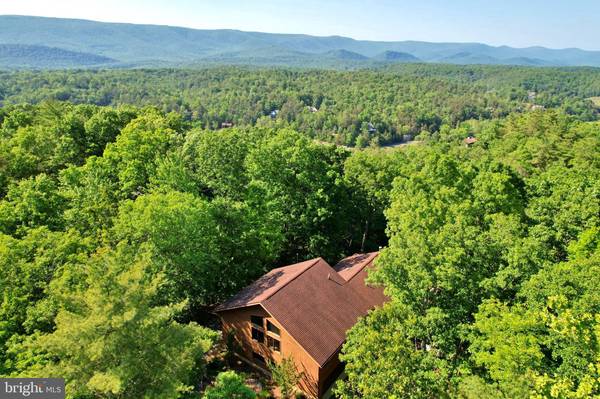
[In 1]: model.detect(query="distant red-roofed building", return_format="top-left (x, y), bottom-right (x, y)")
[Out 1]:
top-left (214, 252), bottom-right (387, 398)
top-left (464, 136), bottom-right (478, 146)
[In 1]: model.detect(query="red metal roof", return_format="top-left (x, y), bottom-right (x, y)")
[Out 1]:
top-left (333, 252), bottom-right (379, 281)
top-left (216, 253), bottom-right (387, 366)
top-left (214, 258), bottom-right (320, 312)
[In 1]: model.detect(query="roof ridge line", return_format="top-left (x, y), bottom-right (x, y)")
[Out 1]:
top-left (342, 252), bottom-right (379, 281)
top-left (263, 257), bottom-right (325, 302)
top-left (327, 272), bottom-right (345, 286)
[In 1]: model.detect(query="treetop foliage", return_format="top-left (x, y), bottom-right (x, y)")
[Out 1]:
top-left (0, 65), bottom-right (598, 398)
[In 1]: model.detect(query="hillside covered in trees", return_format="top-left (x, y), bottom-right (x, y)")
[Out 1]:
top-left (1, 65), bottom-right (599, 148)
top-left (2, 16), bottom-right (600, 68)
top-left (0, 64), bottom-right (599, 398)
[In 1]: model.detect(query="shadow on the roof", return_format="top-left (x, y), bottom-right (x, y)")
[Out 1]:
top-left (220, 269), bottom-right (287, 310)
top-left (333, 253), bottom-right (372, 274)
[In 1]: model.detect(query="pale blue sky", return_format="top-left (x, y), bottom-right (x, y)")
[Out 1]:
top-left (1, 0), bottom-right (599, 50)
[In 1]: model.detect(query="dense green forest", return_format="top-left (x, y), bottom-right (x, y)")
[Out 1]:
top-left (0, 65), bottom-right (599, 398)
top-left (1, 65), bottom-right (599, 147)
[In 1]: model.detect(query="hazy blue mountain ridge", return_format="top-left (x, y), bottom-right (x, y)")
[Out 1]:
top-left (0, 44), bottom-right (117, 68)
top-left (1, 15), bottom-right (599, 69)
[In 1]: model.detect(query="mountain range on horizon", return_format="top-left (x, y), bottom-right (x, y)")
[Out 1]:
top-left (1, 15), bottom-right (600, 69)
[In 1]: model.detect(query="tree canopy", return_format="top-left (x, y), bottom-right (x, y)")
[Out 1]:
top-left (0, 65), bottom-right (598, 398)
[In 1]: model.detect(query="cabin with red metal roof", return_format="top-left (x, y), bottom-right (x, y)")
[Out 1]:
top-left (214, 252), bottom-right (387, 398)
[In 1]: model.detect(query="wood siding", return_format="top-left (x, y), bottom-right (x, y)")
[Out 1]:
top-left (318, 354), bottom-right (344, 397)
top-left (219, 305), bottom-right (324, 398)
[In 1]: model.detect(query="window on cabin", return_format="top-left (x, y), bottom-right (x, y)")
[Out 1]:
top-left (266, 320), bottom-right (280, 336)
top-left (251, 315), bottom-right (264, 328)
top-left (252, 352), bottom-right (266, 365)
top-left (251, 327), bottom-right (264, 343)
top-left (267, 336), bottom-right (281, 352)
